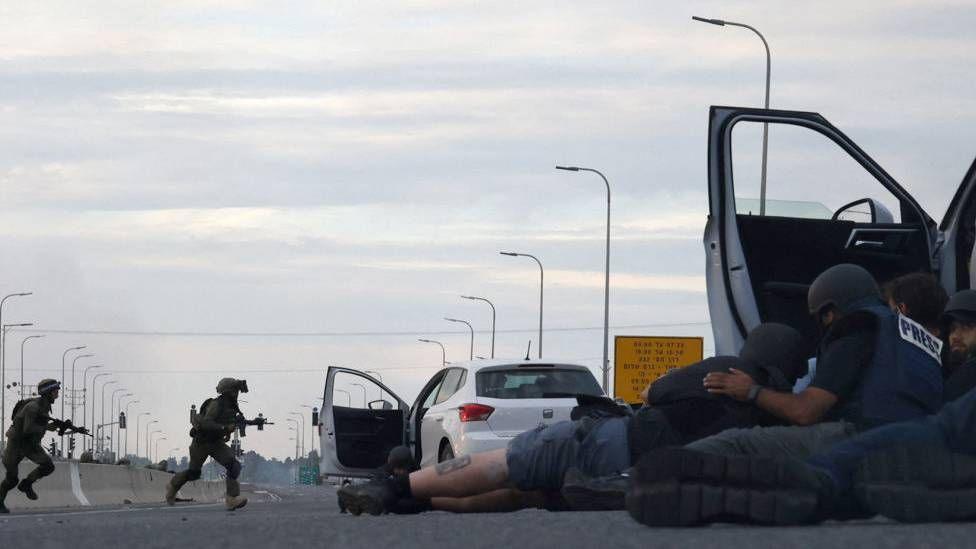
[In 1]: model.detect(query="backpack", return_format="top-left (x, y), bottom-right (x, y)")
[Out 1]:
top-left (11, 398), bottom-right (31, 420)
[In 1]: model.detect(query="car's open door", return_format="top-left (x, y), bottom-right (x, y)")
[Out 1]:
top-left (320, 366), bottom-right (409, 478)
top-left (938, 157), bottom-right (976, 293)
top-left (705, 106), bottom-right (938, 355)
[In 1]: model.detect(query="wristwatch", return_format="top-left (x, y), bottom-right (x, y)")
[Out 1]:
top-left (747, 385), bottom-right (762, 402)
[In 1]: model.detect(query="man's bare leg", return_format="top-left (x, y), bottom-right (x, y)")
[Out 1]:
top-left (409, 448), bottom-right (510, 499)
top-left (431, 489), bottom-right (547, 513)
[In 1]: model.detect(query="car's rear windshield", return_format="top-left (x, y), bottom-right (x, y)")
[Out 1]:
top-left (476, 368), bottom-right (602, 399)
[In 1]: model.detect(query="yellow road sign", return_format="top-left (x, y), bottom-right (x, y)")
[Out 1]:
top-left (614, 336), bottom-right (704, 404)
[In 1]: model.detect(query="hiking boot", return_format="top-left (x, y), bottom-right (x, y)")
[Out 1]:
top-left (561, 468), bottom-right (631, 511)
top-left (626, 448), bottom-right (828, 527)
top-left (855, 445), bottom-right (976, 523)
top-left (17, 480), bottom-right (38, 501)
top-left (165, 482), bottom-right (179, 506)
top-left (337, 479), bottom-right (398, 516)
top-left (225, 495), bottom-right (248, 511)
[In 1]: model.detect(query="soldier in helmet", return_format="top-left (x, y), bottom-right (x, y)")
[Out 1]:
top-left (165, 378), bottom-right (249, 511)
top-left (1, 379), bottom-right (61, 514)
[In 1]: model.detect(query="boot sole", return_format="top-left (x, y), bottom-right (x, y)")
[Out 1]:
top-left (226, 498), bottom-right (248, 511)
top-left (627, 481), bottom-right (818, 526)
top-left (561, 483), bottom-right (626, 511)
top-left (337, 490), bottom-right (386, 516)
top-left (17, 485), bottom-right (38, 501)
top-left (634, 448), bottom-right (818, 489)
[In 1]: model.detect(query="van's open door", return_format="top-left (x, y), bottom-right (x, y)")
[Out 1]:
top-left (320, 366), bottom-right (409, 478)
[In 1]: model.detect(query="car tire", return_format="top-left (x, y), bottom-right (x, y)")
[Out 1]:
top-left (439, 442), bottom-right (455, 463)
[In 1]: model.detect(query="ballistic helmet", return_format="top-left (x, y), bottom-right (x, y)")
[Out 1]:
top-left (216, 378), bottom-right (248, 395)
top-left (943, 289), bottom-right (976, 324)
top-left (807, 264), bottom-right (880, 316)
top-left (739, 323), bottom-right (809, 389)
top-left (37, 379), bottom-right (61, 395)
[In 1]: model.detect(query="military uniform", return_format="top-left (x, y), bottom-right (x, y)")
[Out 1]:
top-left (1, 380), bottom-right (60, 513)
top-left (167, 378), bottom-right (247, 510)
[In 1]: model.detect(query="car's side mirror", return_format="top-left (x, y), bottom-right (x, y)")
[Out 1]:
top-left (368, 399), bottom-right (394, 411)
top-left (831, 198), bottom-right (894, 224)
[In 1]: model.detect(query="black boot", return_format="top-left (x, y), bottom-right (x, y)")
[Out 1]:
top-left (561, 467), bottom-right (631, 511)
top-left (337, 473), bottom-right (411, 516)
top-left (626, 448), bottom-right (832, 527)
top-left (17, 479), bottom-right (38, 501)
top-left (855, 445), bottom-right (976, 523)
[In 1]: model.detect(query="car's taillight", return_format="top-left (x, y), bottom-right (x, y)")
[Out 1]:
top-left (458, 403), bottom-right (494, 422)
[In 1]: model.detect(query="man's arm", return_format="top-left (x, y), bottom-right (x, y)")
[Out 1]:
top-left (704, 368), bottom-right (838, 425)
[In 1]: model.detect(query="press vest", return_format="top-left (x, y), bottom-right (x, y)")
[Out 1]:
top-left (844, 302), bottom-right (943, 428)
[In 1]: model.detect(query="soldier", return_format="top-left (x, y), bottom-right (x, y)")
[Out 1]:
top-left (165, 378), bottom-right (249, 511)
top-left (1, 379), bottom-right (62, 514)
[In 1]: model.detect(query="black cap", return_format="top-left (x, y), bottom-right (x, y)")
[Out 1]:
top-left (944, 289), bottom-right (976, 324)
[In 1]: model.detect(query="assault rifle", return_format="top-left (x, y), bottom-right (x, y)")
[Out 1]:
top-left (44, 417), bottom-right (93, 437)
top-left (236, 413), bottom-right (273, 437)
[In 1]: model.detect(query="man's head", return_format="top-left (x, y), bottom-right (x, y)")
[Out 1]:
top-left (943, 289), bottom-right (976, 370)
top-left (37, 378), bottom-right (61, 402)
top-left (216, 378), bottom-right (249, 398)
top-left (739, 323), bottom-right (809, 389)
top-left (883, 272), bottom-right (948, 336)
top-left (807, 264), bottom-right (881, 328)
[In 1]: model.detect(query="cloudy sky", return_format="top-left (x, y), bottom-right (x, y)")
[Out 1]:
top-left (1, 1), bottom-right (974, 459)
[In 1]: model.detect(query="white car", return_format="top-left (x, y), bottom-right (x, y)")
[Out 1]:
top-left (319, 360), bottom-right (604, 478)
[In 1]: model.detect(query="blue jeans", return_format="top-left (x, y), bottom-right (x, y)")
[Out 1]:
top-left (808, 387), bottom-right (976, 491)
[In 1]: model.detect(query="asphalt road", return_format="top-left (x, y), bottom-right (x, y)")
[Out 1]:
top-left (4, 485), bottom-right (976, 549)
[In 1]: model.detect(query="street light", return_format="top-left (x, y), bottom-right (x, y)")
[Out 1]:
top-left (19, 334), bottom-right (44, 399)
top-left (287, 421), bottom-right (300, 460)
top-left (444, 317), bottom-right (474, 361)
top-left (364, 370), bottom-right (384, 401)
top-left (71, 353), bottom-right (95, 431)
top-left (693, 15), bottom-right (771, 216)
top-left (461, 296), bottom-right (496, 358)
top-left (300, 404), bottom-right (317, 444)
top-left (334, 388), bottom-right (351, 407)
top-left (1, 322), bottom-right (32, 449)
top-left (116, 393), bottom-right (134, 459)
top-left (289, 412), bottom-right (305, 458)
top-left (500, 251), bottom-right (544, 358)
top-left (154, 437), bottom-right (168, 464)
top-left (89, 372), bottom-right (111, 452)
top-left (556, 165), bottom-right (612, 393)
top-left (136, 413), bottom-right (152, 459)
top-left (108, 388), bottom-right (128, 457)
top-left (61, 345), bottom-right (87, 450)
top-left (148, 430), bottom-right (163, 462)
top-left (99, 380), bottom-right (118, 453)
top-left (350, 382), bottom-right (367, 407)
top-left (123, 400), bottom-right (140, 458)
top-left (418, 339), bottom-right (446, 366)
top-left (0, 291), bottom-right (31, 446)
top-left (81, 364), bottom-right (103, 449)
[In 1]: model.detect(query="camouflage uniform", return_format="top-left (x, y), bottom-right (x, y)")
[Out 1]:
top-left (167, 379), bottom-right (247, 510)
top-left (1, 388), bottom-right (58, 512)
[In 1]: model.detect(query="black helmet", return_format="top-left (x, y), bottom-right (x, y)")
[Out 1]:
top-left (943, 289), bottom-right (976, 324)
top-left (807, 264), bottom-right (880, 316)
top-left (37, 379), bottom-right (61, 395)
top-left (740, 323), bottom-right (809, 389)
top-left (216, 378), bottom-right (248, 395)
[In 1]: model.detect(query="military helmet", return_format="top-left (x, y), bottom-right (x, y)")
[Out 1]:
top-left (807, 263), bottom-right (880, 316)
top-left (216, 377), bottom-right (248, 395)
top-left (739, 323), bottom-right (809, 388)
top-left (37, 379), bottom-right (61, 395)
top-left (943, 289), bottom-right (976, 324)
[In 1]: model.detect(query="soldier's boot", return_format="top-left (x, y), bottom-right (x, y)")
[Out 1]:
top-left (166, 470), bottom-right (192, 505)
top-left (17, 480), bottom-right (38, 501)
top-left (0, 477), bottom-right (15, 514)
top-left (225, 479), bottom-right (248, 511)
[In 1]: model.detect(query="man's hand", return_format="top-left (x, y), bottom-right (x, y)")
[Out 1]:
top-left (703, 368), bottom-right (756, 402)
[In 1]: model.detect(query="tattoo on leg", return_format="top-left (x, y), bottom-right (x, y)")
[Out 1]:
top-left (435, 455), bottom-right (472, 476)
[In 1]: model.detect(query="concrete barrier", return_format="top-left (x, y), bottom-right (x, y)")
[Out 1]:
top-left (1, 461), bottom-right (229, 510)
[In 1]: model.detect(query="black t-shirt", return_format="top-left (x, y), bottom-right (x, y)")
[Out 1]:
top-left (809, 312), bottom-right (877, 423)
top-left (944, 359), bottom-right (976, 404)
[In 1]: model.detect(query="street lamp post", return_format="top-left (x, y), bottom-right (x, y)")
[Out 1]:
top-left (500, 251), bottom-right (544, 358)
top-left (148, 430), bottom-right (162, 462)
top-left (556, 165), bottom-right (612, 393)
top-left (61, 345), bottom-right (87, 451)
top-left (136, 413), bottom-right (152, 460)
top-left (287, 421), bottom-right (300, 460)
top-left (461, 296), bottom-right (496, 358)
top-left (70, 353), bottom-right (95, 440)
top-left (81, 365), bottom-right (103, 450)
top-left (364, 371), bottom-right (384, 401)
top-left (108, 388), bottom-right (127, 457)
top-left (444, 318), bottom-right (474, 361)
top-left (300, 404), bottom-right (317, 445)
top-left (418, 339), bottom-right (446, 366)
top-left (99, 380), bottom-right (118, 453)
top-left (693, 15), bottom-right (771, 215)
top-left (334, 389), bottom-right (351, 407)
top-left (289, 412), bottom-right (305, 458)
top-left (350, 382), bottom-right (367, 407)
top-left (89, 372), bottom-right (111, 452)
top-left (154, 437), bottom-right (168, 465)
top-left (123, 400), bottom-right (139, 458)
top-left (19, 334), bottom-right (44, 399)
top-left (0, 291), bottom-right (31, 447)
top-left (116, 393), bottom-right (134, 459)
top-left (2, 322), bottom-right (33, 449)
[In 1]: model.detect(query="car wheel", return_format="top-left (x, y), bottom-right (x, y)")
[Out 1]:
top-left (439, 442), bottom-right (455, 463)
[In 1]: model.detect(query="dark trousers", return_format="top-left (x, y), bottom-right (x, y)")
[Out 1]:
top-left (169, 438), bottom-right (241, 496)
top-left (1, 440), bottom-right (55, 500)
top-left (808, 387), bottom-right (976, 491)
